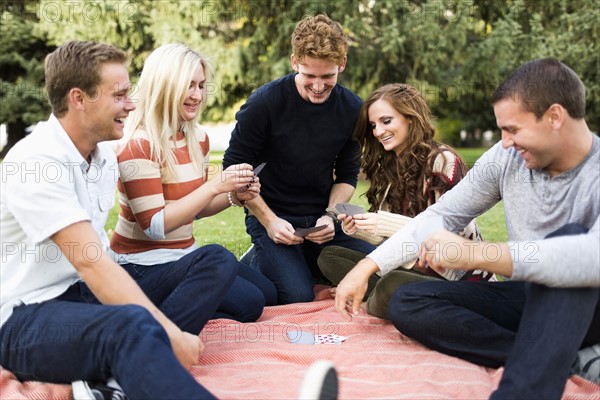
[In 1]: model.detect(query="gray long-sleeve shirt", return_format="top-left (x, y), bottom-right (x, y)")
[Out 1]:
top-left (369, 136), bottom-right (600, 287)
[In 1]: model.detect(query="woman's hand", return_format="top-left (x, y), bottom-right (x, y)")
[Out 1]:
top-left (351, 212), bottom-right (380, 235)
top-left (338, 214), bottom-right (357, 235)
top-left (236, 177), bottom-right (260, 203)
top-left (212, 164), bottom-right (255, 194)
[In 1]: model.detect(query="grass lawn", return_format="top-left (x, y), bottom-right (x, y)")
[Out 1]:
top-left (457, 147), bottom-right (490, 168)
top-left (106, 147), bottom-right (507, 258)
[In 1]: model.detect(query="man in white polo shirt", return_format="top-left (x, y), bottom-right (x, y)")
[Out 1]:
top-left (0, 40), bottom-right (236, 399)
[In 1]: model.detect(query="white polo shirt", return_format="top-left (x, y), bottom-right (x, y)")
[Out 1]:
top-left (0, 114), bottom-right (118, 326)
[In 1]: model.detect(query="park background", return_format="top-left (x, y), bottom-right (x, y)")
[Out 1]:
top-left (2, 0), bottom-right (599, 256)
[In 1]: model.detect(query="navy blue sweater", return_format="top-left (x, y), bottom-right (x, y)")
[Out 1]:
top-left (223, 74), bottom-right (362, 216)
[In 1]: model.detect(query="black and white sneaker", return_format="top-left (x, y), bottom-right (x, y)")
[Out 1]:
top-left (572, 344), bottom-right (600, 385)
top-left (71, 380), bottom-right (127, 400)
top-left (297, 360), bottom-right (338, 400)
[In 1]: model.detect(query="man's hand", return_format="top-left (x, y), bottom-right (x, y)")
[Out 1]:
top-left (417, 230), bottom-right (513, 277)
top-left (334, 258), bottom-right (379, 321)
top-left (170, 330), bottom-right (205, 370)
top-left (305, 215), bottom-right (335, 244)
top-left (267, 216), bottom-right (304, 245)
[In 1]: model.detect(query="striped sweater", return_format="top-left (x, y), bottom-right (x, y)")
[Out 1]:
top-left (110, 128), bottom-right (209, 254)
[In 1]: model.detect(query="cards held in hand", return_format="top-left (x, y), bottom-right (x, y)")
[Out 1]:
top-left (294, 225), bottom-right (327, 238)
top-left (334, 202), bottom-right (365, 216)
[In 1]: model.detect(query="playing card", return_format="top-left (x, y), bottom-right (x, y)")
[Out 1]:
top-left (253, 162), bottom-right (267, 176)
top-left (334, 202), bottom-right (365, 216)
top-left (294, 225), bottom-right (327, 238)
top-left (334, 203), bottom-right (348, 214)
top-left (243, 162), bottom-right (267, 190)
top-left (287, 330), bottom-right (315, 344)
top-left (413, 214), bottom-right (445, 245)
top-left (314, 334), bottom-right (348, 345)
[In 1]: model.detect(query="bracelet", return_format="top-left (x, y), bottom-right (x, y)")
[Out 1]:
top-left (322, 209), bottom-right (338, 223)
top-left (228, 191), bottom-right (245, 207)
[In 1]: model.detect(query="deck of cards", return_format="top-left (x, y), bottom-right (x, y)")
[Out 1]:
top-left (287, 331), bottom-right (348, 345)
top-left (314, 333), bottom-right (348, 345)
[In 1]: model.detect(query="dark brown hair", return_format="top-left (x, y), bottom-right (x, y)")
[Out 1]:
top-left (491, 58), bottom-right (585, 120)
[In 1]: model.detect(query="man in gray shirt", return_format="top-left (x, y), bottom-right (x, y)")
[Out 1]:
top-left (334, 58), bottom-right (599, 398)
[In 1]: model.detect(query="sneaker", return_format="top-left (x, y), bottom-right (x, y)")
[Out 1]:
top-left (571, 344), bottom-right (600, 385)
top-left (297, 360), bottom-right (338, 400)
top-left (71, 380), bottom-right (127, 400)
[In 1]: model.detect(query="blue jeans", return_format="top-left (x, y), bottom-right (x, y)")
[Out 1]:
top-left (121, 244), bottom-right (275, 324)
top-left (388, 223), bottom-right (600, 399)
top-left (0, 288), bottom-right (217, 399)
top-left (120, 244), bottom-right (239, 332)
top-left (211, 257), bottom-right (277, 321)
top-left (245, 214), bottom-right (376, 304)
top-left (0, 244), bottom-right (239, 398)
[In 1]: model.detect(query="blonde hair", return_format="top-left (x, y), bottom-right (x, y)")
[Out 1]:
top-left (123, 43), bottom-right (213, 179)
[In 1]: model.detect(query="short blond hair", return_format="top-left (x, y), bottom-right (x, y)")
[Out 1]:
top-left (291, 14), bottom-right (348, 65)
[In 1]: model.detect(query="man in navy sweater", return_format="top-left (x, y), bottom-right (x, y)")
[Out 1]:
top-left (223, 14), bottom-right (374, 304)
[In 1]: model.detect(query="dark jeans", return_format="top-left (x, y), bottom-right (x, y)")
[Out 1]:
top-left (388, 223), bottom-right (600, 399)
top-left (122, 245), bottom-right (277, 323)
top-left (0, 244), bottom-right (239, 399)
top-left (0, 294), bottom-right (220, 399)
top-left (245, 214), bottom-right (376, 304)
top-left (120, 244), bottom-right (239, 332)
top-left (211, 258), bottom-right (277, 321)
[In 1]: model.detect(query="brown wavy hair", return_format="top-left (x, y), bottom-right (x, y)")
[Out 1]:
top-left (354, 83), bottom-right (465, 217)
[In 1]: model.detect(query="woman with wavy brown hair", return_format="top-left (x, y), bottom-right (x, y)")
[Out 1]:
top-left (318, 83), bottom-right (491, 319)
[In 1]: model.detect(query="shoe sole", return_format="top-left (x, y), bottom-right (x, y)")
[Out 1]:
top-left (298, 360), bottom-right (338, 400)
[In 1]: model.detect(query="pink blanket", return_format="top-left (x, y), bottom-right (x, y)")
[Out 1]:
top-left (2, 288), bottom-right (599, 399)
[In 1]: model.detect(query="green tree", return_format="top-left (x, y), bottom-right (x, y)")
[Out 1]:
top-left (5, 0), bottom-right (598, 152)
top-left (439, 0), bottom-right (599, 137)
top-left (36, 0), bottom-right (154, 71)
top-left (0, 1), bottom-right (53, 157)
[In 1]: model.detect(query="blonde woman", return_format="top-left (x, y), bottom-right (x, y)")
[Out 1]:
top-left (110, 44), bottom-right (276, 327)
